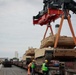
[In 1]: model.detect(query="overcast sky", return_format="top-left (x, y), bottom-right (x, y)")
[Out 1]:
top-left (0, 0), bottom-right (76, 59)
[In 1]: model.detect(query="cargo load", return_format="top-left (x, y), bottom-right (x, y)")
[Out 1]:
top-left (25, 47), bottom-right (36, 56)
top-left (40, 35), bottom-right (75, 48)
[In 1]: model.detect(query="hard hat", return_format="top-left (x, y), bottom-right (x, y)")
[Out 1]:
top-left (45, 60), bottom-right (48, 62)
top-left (32, 59), bottom-right (35, 62)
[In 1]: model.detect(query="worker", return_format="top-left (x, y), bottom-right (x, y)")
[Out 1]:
top-left (31, 59), bottom-right (36, 75)
top-left (42, 60), bottom-right (49, 75)
top-left (28, 59), bottom-right (36, 75)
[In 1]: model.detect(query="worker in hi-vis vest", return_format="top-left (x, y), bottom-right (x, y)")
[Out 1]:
top-left (28, 59), bottom-right (36, 75)
top-left (28, 60), bottom-right (36, 75)
top-left (42, 60), bottom-right (49, 75)
top-left (31, 59), bottom-right (36, 75)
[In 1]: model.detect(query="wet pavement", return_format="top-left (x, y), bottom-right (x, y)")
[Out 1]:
top-left (0, 65), bottom-right (27, 75)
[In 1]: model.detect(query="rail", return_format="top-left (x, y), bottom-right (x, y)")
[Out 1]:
top-left (66, 69), bottom-right (76, 75)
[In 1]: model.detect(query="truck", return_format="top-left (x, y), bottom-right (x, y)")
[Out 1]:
top-left (2, 59), bottom-right (12, 67)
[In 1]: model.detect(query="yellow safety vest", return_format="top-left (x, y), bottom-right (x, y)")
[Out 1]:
top-left (42, 63), bottom-right (48, 71)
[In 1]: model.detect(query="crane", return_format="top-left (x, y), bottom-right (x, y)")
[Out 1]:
top-left (33, 0), bottom-right (76, 48)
